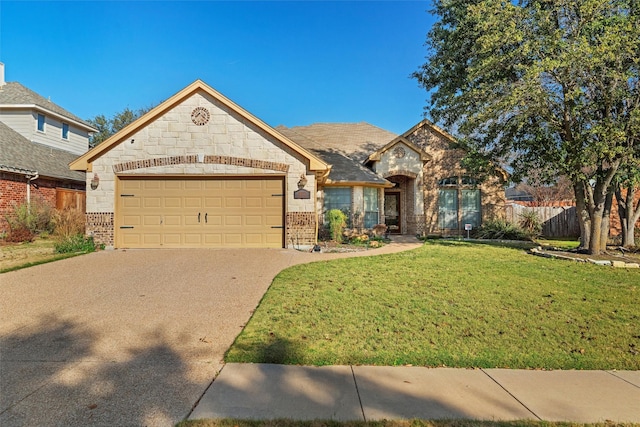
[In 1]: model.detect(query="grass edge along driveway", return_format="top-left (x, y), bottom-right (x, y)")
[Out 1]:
top-left (226, 241), bottom-right (640, 370)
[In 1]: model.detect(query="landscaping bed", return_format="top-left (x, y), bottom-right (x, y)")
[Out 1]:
top-left (226, 240), bottom-right (640, 370)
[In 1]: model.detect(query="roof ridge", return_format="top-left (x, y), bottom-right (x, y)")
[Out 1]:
top-left (0, 81), bottom-right (95, 129)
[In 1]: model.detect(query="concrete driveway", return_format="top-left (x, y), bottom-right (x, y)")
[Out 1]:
top-left (0, 241), bottom-right (420, 426)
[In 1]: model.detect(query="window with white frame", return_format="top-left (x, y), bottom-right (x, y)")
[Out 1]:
top-left (62, 123), bottom-right (69, 140)
top-left (363, 187), bottom-right (379, 228)
top-left (324, 187), bottom-right (351, 223)
top-left (37, 114), bottom-right (45, 132)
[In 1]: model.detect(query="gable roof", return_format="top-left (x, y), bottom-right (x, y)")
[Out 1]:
top-left (70, 80), bottom-right (329, 174)
top-left (401, 119), bottom-right (456, 143)
top-left (365, 136), bottom-right (432, 164)
top-left (0, 121), bottom-right (85, 182)
top-left (278, 124), bottom-right (393, 187)
top-left (0, 82), bottom-right (96, 131)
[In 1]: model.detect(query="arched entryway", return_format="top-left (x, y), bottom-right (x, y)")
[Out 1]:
top-left (384, 174), bottom-right (417, 235)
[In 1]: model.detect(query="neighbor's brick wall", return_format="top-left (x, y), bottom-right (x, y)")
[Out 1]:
top-left (1, 173), bottom-right (57, 232)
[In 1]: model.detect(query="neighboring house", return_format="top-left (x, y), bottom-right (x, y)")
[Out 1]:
top-left (0, 63), bottom-right (96, 232)
top-left (70, 80), bottom-right (506, 249)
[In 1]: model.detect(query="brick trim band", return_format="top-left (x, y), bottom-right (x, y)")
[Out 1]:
top-left (113, 155), bottom-right (289, 173)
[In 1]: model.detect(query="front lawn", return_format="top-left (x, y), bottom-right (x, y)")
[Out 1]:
top-left (226, 241), bottom-right (640, 370)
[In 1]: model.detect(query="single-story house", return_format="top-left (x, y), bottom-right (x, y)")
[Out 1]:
top-left (0, 63), bottom-right (95, 232)
top-left (70, 80), bottom-right (506, 249)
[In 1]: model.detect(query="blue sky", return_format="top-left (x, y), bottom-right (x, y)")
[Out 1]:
top-left (0, 1), bottom-right (435, 134)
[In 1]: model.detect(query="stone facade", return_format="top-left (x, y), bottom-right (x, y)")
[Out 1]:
top-left (82, 88), bottom-right (319, 248)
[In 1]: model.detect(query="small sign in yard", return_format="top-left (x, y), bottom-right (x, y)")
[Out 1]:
top-left (465, 223), bottom-right (472, 238)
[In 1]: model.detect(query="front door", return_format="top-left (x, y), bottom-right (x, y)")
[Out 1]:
top-left (384, 192), bottom-right (401, 234)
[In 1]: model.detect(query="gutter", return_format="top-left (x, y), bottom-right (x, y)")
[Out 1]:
top-left (0, 165), bottom-right (40, 207)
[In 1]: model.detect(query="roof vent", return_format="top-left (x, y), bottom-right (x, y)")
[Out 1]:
top-left (0, 62), bottom-right (5, 86)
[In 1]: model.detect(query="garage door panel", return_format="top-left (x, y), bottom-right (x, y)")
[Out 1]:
top-left (225, 215), bottom-right (242, 226)
top-left (143, 181), bottom-right (162, 190)
top-left (184, 234), bottom-right (202, 245)
top-left (245, 215), bottom-right (263, 226)
top-left (143, 234), bottom-right (162, 245)
top-left (205, 215), bottom-right (222, 226)
top-left (224, 234), bottom-right (242, 245)
top-left (164, 215), bottom-right (181, 226)
top-left (164, 197), bottom-right (182, 208)
top-left (144, 197), bottom-right (162, 208)
top-left (117, 177), bottom-right (284, 248)
top-left (225, 197), bottom-right (242, 208)
top-left (162, 234), bottom-right (181, 245)
top-left (203, 234), bottom-right (222, 245)
top-left (184, 197), bottom-right (202, 208)
top-left (143, 216), bottom-right (161, 226)
top-left (122, 215), bottom-right (141, 226)
top-left (245, 197), bottom-right (263, 208)
top-left (266, 197), bottom-right (283, 208)
top-left (224, 181), bottom-right (243, 190)
top-left (204, 197), bottom-right (222, 208)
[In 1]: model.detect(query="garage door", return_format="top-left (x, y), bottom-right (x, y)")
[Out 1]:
top-left (116, 177), bottom-right (284, 248)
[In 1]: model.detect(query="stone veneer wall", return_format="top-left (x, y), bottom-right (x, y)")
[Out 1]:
top-left (286, 212), bottom-right (317, 248)
top-left (85, 91), bottom-right (317, 247)
top-left (86, 213), bottom-right (114, 247)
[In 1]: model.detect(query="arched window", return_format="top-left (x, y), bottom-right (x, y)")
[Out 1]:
top-left (437, 176), bottom-right (481, 230)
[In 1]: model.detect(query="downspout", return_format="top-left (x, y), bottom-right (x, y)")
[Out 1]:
top-left (26, 172), bottom-right (39, 213)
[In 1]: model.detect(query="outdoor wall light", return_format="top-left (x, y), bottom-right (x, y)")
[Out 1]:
top-left (90, 173), bottom-right (100, 190)
top-left (297, 174), bottom-right (308, 189)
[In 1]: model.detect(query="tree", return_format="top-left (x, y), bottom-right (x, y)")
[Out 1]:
top-left (87, 106), bottom-right (154, 148)
top-left (614, 162), bottom-right (640, 246)
top-left (414, 0), bottom-right (640, 254)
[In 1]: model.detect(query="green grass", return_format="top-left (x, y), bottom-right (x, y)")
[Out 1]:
top-left (177, 419), bottom-right (639, 427)
top-left (226, 241), bottom-right (640, 370)
top-left (0, 237), bottom-right (92, 274)
top-left (535, 238), bottom-right (581, 250)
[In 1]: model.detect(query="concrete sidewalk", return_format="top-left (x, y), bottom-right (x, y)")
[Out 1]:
top-left (190, 364), bottom-right (640, 423)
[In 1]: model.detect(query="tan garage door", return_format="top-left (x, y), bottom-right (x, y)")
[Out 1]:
top-left (116, 177), bottom-right (284, 248)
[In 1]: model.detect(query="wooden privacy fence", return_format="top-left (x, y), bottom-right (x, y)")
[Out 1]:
top-left (505, 203), bottom-right (580, 237)
top-left (56, 188), bottom-right (86, 212)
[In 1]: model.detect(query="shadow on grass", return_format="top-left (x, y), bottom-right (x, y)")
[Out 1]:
top-left (422, 238), bottom-right (536, 252)
top-left (0, 314), bottom-right (201, 426)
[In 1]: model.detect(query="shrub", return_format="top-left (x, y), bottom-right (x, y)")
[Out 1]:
top-left (475, 219), bottom-right (529, 240)
top-left (3, 200), bottom-right (53, 242)
top-left (52, 208), bottom-right (85, 240)
top-left (54, 234), bottom-right (96, 254)
top-left (519, 209), bottom-right (543, 239)
top-left (326, 209), bottom-right (347, 242)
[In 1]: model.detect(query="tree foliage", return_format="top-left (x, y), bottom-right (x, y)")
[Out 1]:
top-left (414, 0), bottom-right (640, 254)
top-left (86, 106), bottom-right (153, 148)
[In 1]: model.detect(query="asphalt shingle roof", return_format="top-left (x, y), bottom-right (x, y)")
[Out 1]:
top-left (0, 82), bottom-right (94, 129)
top-left (278, 123), bottom-right (396, 185)
top-left (0, 121), bottom-right (85, 182)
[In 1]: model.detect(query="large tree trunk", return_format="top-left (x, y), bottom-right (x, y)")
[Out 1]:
top-left (600, 190), bottom-right (613, 252)
top-left (616, 185), bottom-right (640, 247)
top-left (574, 182), bottom-right (591, 251)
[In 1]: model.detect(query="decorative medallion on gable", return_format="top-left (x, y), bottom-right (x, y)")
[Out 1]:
top-left (191, 107), bottom-right (210, 125)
